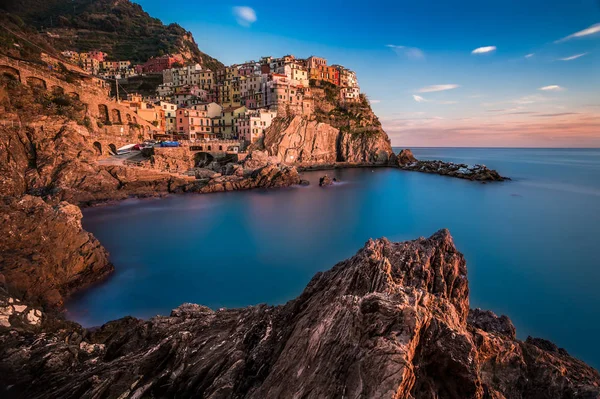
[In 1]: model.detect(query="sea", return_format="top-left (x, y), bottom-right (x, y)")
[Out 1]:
top-left (67, 148), bottom-right (600, 369)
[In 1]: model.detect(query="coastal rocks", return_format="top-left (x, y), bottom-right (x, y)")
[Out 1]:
top-left (319, 174), bottom-right (336, 186)
top-left (196, 164), bottom-right (302, 194)
top-left (0, 195), bottom-right (112, 308)
top-left (1, 230), bottom-right (599, 398)
top-left (395, 149), bottom-right (508, 182)
top-left (397, 148), bottom-right (417, 165)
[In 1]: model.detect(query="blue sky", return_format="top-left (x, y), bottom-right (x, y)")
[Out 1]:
top-left (136, 0), bottom-right (600, 147)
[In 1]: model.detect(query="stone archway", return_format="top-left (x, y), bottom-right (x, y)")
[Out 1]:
top-left (0, 65), bottom-right (20, 82)
top-left (108, 143), bottom-right (117, 155)
top-left (194, 152), bottom-right (215, 167)
top-left (111, 108), bottom-right (122, 124)
top-left (126, 113), bottom-right (132, 123)
top-left (93, 141), bottom-right (102, 155)
top-left (98, 104), bottom-right (109, 123)
top-left (26, 76), bottom-right (47, 89)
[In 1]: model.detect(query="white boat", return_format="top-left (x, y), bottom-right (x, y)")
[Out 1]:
top-left (116, 144), bottom-right (136, 155)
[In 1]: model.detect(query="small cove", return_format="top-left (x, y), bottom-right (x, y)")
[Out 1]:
top-left (67, 148), bottom-right (600, 368)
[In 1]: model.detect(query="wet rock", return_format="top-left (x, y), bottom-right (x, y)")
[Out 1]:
top-left (319, 175), bottom-right (336, 186)
top-left (398, 157), bottom-right (509, 182)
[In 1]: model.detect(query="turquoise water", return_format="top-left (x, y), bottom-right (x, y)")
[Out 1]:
top-left (68, 148), bottom-right (600, 368)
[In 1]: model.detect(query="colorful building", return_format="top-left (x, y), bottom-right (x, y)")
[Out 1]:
top-left (237, 109), bottom-right (278, 144)
top-left (176, 108), bottom-right (213, 139)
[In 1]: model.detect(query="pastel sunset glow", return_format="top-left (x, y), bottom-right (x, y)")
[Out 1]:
top-left (133, 0), bottom-right (600, 147)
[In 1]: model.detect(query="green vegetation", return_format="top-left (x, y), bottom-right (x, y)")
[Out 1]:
top-left (1, 0), bottom-right (224, 69)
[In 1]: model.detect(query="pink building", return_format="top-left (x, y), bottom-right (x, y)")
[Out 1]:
top-left (176, 108), bottom-right (213, 139)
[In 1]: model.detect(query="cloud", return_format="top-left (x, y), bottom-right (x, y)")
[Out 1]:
top-left (472, 46), bottom-right (496, 54)
top-left (525, 53), bottom-right (534, 58)
top-left (370, 99), bottom-right (381, 104)
top-left (512, 94), bottom-right (547, 105)
top-left (386, 45), bottom-right (425, 60)
top-left (438, 101), bottom-right (458, 105)
top-left (559, 53), bottom-right (589, 61)
top-left (417, 84), bottom-right (460, 93)
top-left (555, 23), bottom-right (600, 43)
top-left (536, 112), bottom-right (580, 117)
top-left (539, 85), bottom-right (565, 91)
top-left (412, 95), bottom-right (427, 103)
top-left (233, 6), bottom-right (257, 27)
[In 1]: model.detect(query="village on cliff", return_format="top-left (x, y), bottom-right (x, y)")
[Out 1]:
top-left (59, 50), bottom-right (362, 146)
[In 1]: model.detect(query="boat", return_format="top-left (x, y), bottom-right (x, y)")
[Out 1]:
top-left (116, 144), bottom-right (136, 155)
top-left (160, 141), bottom-right (180, 147)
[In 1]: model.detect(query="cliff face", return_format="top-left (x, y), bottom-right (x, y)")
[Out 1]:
top-left (0, 195), bottom-right (112, 308)
top-left (1, 230), bottom-right (598, 398)
top-left (258, 83), bottom-right (394, 165)
top-left (262, 115), bottom-right (393, 165)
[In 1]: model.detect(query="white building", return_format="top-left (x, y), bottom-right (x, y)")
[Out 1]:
top-left (237, 109), bottom-right (278, 144)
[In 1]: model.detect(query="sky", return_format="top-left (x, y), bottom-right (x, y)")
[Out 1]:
top-left (135, 0), bottom-right (600, 147)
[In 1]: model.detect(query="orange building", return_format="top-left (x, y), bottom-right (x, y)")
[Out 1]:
top-left (309, 65), bottom-right (340, 86)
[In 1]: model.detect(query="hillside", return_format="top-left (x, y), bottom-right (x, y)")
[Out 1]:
top-left (0, 0), bottom-right (223, 70)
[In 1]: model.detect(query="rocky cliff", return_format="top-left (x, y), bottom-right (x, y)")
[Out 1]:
top-left (1, 230), bottom-right (598, 398)
top-left (258, 83), bottom-right (394, 165)
top-left (0, 196), bottom-right (112, 309)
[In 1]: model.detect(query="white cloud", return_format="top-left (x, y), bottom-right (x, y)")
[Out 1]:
top-left (539, 85), bottom-right (565, 91)
top-left (417, 84), bottom-right (460, 93)
top-left (555, 23), bottom-right (600, 43)
top-left (559, 52), bottom-right (589, 61)
top-left (370, 99), bottom-right (381, 104)
top-left (525, 53), bottom-right (534, 58)
top-left (413, 95), bottom-right (427, 103)
top-left (512, 94), bottom-right (548, 105)
top-left (385, 44), bottom-right (425, 60)
top-left (233, 6), bottom-right (257, 27)
top-left (438, 101), bottom-right (458, 105)
top-left (472, 46), bottom-right (497, 54)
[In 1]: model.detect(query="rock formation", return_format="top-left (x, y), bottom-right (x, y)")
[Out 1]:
top-left (319, 174), bottom-right (335, 186)
top-left (1, 230), bottom-right (598, 398)
top-left (257, 84), bottom-right (394, 166)
top-left (395, 149), bottom-right (508, 182)
top-left (0, 195), bottom-right (112, 308)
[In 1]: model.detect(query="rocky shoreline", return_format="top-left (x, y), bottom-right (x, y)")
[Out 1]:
top-left (1, 230), bottom-right (598, 398)
top-left (396, 149), bottom-right (509, 182)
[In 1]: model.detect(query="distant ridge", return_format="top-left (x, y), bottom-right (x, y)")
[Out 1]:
top-left (0, 0), bottom-right (223, 70)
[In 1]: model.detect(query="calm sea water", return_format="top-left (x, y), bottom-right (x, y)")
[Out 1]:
top-left (68, 148), bottom-right (600, 368)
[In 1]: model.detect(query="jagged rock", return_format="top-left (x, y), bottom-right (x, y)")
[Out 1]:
top-left (468, 308), bottom-right (516, 339)
top-left (399, 158), bottom-right (509, 182)
top-left (319, 175), bottom-right (336, 186)
top-left (397, 148), bottom-right (417, 165)
top-left (1, 230), bottom-right (598, 398)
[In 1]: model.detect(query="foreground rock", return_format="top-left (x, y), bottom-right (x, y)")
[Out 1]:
top-left (1, 230), bottom-right (598, 398)
top-left (396, 149), bottom-right (508, 182)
